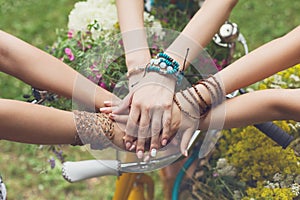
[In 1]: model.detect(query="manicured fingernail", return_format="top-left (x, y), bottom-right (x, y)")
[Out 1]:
top-left (150, 148), bottom-right (157, 157)
top-left (129, 144), bottom-right (136, 151)
top-left (109, 113), bottom-right (116, 119)
top-left (137, 150), bottom-right (144, 159)
top-left (162, 139), bottom-right (168, 146)
top-left (184, 150), bottom-right (188, 157)
top-left (125, 142), bottom-right (131, 149)
top-left (99, 107), bottom-right (108, 112)
top-left (104, 101), bottom-right (111, 104)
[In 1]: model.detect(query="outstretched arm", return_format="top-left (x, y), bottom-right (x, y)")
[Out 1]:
top-left (219, 25), bottom-right (300, 94)
top-left (193, 25), bottom-right (300, 106)
top-left (199, 88), bottom-right (300, 130)
top-left (0, 30), bottom-right (115, 109)
top-left (0, 99), bottom-right (127, 149)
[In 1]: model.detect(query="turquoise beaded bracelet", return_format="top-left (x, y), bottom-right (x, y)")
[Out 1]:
top-left (147, 52), bottom-right (184, 84)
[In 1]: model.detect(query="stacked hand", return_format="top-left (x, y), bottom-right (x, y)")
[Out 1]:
top-left (101, 79), bottom-right (218, 157)
top-left (106, 72), bottom-right (177, 158)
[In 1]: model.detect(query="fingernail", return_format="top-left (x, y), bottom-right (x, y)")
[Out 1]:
top-left (162, 139), bottom-right (168, 146)
top-left (125, 142), bottom-right (131, 149)
top-left (104, 101), bottom-right (111, 104)
top-left (109, 113), bottom-right (116, 119)
top-left (99, 107), bottom-right (108, 112)
top-left (150, 148), bottom-right (157, 157)
top-left (129, 144), bottom-right (136, 151)
top-left (184, 150), bottom-right (188, 157)
top-left (137, 150), bottom-right (144, 159)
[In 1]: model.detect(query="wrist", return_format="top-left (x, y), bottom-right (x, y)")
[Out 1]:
top-left (126, 51), bottom-right (151, 70)
top-left (129, 71), bottom-right (177, 92)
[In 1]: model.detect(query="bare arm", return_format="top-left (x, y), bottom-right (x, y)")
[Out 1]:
top-left (0, 30), bottom-right (115, 109)
top-left (219, 25), bottom-right (300, 94)
top-left (200, 89), bottom-right (300, 130)
top-left (186, 25), bottom-right (300, 108)
top-left (0, 99), bottom-right (127, 149)
top-left (166, 0), bottom-right (238, 65)
top-left (116, 0), bottom-right (151, 70)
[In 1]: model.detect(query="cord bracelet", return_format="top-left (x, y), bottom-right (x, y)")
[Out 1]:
top-left (174, 75), bottom-right (223, 119)
top-left (126, 66), bottom-right (146, 79)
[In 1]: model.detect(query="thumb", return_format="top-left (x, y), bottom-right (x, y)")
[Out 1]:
top-left (180, 128), bottom-right (194, 157)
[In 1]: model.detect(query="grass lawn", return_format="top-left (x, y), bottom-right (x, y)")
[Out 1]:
top-left (0, 0), bottom-right (300, 199)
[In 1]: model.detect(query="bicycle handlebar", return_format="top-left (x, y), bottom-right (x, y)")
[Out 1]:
top-left (62, 160), bottom-right (120, 182)
top-left (254, 122), bottom-right (294, 149)
top-left (61, 131), bottom-right (201, 182)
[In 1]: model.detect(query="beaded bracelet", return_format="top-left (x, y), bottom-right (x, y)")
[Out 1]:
top-left (147, 52), bottom-right (184, 85)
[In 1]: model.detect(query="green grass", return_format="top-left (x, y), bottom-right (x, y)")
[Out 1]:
top-left (0, 0), bottom-right (300, 199)
top-left (230, 0), bottom-right (300, 49)
top-left (0, 0), bottom-right (79, 99)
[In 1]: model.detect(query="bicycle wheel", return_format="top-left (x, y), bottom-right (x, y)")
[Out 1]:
top-left (172, 139), bottom-right (228, 200)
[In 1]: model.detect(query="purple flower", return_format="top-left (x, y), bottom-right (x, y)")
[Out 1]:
top-left (90, 64), bottom-right (96, 69)
top-left (48, 157), bottom-right (56, 169)
top-left (64, 48), bottom-right (75, 61)
top-left (110, 82), bottom-right (116, 89)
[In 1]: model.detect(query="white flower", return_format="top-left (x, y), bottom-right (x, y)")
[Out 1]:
top-left (216, 158), bottom-right (228, 169)
top-left (291, 183), bottom-right (300, 196)
top-left (68, 0), bottom-right (118, 39)
top-left (149, 20), bottom-right (166, 39)
top-left (68, 0), bottom-right (162, 40)
top-left (273, 172), bottom-right (284, 182)
top-left (289, 74), bottom-right (300, 82)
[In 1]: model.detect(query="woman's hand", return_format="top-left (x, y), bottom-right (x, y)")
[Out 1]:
top-left (113, 72), bottom-right (176, 158)
top-left (172, 90), bottom-right (202, 156)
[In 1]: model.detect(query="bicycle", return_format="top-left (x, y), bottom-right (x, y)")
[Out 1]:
top-left (60, 20), bottom-right (297, 200)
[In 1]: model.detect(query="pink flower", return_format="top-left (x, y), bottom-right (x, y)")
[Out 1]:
top-left (67, 30), bottom-right (73, 39)
top-left (96, 74), bottom-right (102, 79)
top-left (98, 82), bottom-right (107, 89)
top-left (213, 172), bottom-right (219, 177)
top-left (64, 48), bottom-right (75, 61)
